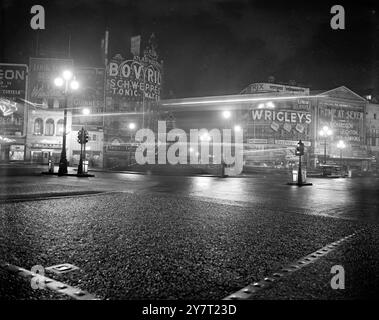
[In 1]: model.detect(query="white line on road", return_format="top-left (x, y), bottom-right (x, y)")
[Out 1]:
top-left (224, 229), bottom-right (365, 300)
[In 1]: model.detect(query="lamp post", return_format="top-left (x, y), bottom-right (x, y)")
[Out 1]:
top-left (128, 122), bottom-right (136, 166)
top-left (221, 111), bottom-right (232, 176)
top-left (54, 70), bottom-right (79, 175)
top-left (336, 140), bottom-right (346, 167)
top-left (319, 125), bottom-right (333, 164)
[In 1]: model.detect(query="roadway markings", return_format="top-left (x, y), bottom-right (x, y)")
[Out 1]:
top-left (224, 229), bottom-right (365, 300)
top-left (1, 262), bottom-right (100, 300)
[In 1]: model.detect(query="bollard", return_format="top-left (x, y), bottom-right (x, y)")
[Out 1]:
top-left (83, 160), bottom-right (89, 174)
top-left (48, 159), bottom-right (54, 173)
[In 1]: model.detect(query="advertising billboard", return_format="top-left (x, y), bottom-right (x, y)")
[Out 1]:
top-left (106, 54), bottom-right (162, 105)
top-left (72, 67), bottom-right (105, 126)
top-left (318, 100), bottom-right (366, 158)
top-left (248, 99), bottom-right (312, 143)
top-left (28, 57), bottom-right (73, 105)
top-left (318, 101), bottom-right (364, 144)
top-left (242, 83), bottom-right (310, 95)
top-left (0, 63), bottom-right (28, 136)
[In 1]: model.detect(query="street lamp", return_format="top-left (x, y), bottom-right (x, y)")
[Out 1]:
top-left (54, 70), bottom-right (79, 175)
top-left (222, 110), bottom-right (231, 119)
top-left (336, 140), bottom-right (346, 167)
top-left (199, 133), bottom-right (211, 142)
top-left (82, 108), bottom-right (90, 116)
top-left (319, 125), bottom-right (333, 164)
top-left (128, 122), bottom-right (136, 130)
top-left (127, 122), bottom-right (137, 166)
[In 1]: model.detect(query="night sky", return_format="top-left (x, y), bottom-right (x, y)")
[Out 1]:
top-left (1, 0), bottom-right (378, 98)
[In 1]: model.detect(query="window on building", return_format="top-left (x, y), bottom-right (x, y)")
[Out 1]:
top-left (93, 134), bottom-right (97, 141)
top-left (48, 99), bottom-right (54, 108)
top-left (374, 114), bottom-right (377, 120)
top-left (45, 119), bottom-right (55, 136)
top-left (372, 137), bottom-right (376, 146)
top-left (56, 119), bottom-right (64, 136)
top-left (34, 118), bottom-right (43, 135)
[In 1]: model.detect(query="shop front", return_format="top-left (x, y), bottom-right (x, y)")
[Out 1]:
top-left (29, 142), bottom-right (62, 164)
top-left (0, 136), bottom-right (26, 162)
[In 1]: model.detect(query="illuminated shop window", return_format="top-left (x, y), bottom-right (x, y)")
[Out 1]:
top-left (34, 118), bottom-right (43, 135)
top-left (45, 119), bottom-right (55, 136)
top-left (57, 119), bottom-right (64, 136)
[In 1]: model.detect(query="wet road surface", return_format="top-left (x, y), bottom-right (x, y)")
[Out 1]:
top-left (0, 165), bottom-right (378, 299)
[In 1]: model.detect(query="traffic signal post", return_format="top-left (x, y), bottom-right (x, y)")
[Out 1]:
top-left (42, 127), bottom-right (94, 177)
top-left (287, 140), bottom-right (312, 186)
top-left (77, 127), bottom-right (93, 177)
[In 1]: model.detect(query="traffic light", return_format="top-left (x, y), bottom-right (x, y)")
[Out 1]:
top-left (77, 130), bottom-right (83, 144)
top-left (295, 140), bottom-right (305, 156)
top-left (84, 130), bottom-right (89, 143)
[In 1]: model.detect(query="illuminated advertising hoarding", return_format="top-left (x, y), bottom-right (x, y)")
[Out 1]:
top-left (248, 99), bottom-right (312, 144)
top-left (28, 58), bottom-right (73, 104)
top-left (106, 54), bottom-right (162, 104)
top-left (242, 83), bottom-right (310, 95)
top-left (0, 63), bottom-right (28, 136)
top-left (72, 67), bottom-right (105, 126)
top-left (318, 101), bottom-right (364, 144)
top-left (317, 101), bottom-right (366, 158)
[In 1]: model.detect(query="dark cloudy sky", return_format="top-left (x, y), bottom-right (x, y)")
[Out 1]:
top-left (0, 0), bottom-right (378, 98)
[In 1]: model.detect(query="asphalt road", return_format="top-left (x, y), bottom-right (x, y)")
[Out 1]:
top-left (0, 164), bottom-right (378, 300)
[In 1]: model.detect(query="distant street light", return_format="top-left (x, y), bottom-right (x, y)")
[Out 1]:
top-left (127, 122), bottom-right (137, 166)
top-left (54, 70), bottom-right (79, 175)
top-left (200, 133), bottom-right (211, 142)
top-left (82, 108), bottom-right (90, 116)
top-left (337, 140), bottom-right (346, 167)
top-left (222, 110), bottom-right (231, 119)
top-left (319, 125), bottom-right (333, 164)
top-left (234, 125), bottom-right (242, 132)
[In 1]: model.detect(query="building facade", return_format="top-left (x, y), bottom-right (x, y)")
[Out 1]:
top-left (366, 103), bottom-right (379, 171)
top-left (25, 108), bottom-right (72, 164)
top-left (160, 83), bottom-right (372, 172)
top-left (103, 35), bottom-right (162, 169)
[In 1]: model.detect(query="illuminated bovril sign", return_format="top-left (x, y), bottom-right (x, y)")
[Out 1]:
top-left (106, 57), bottom-right (161, 101)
